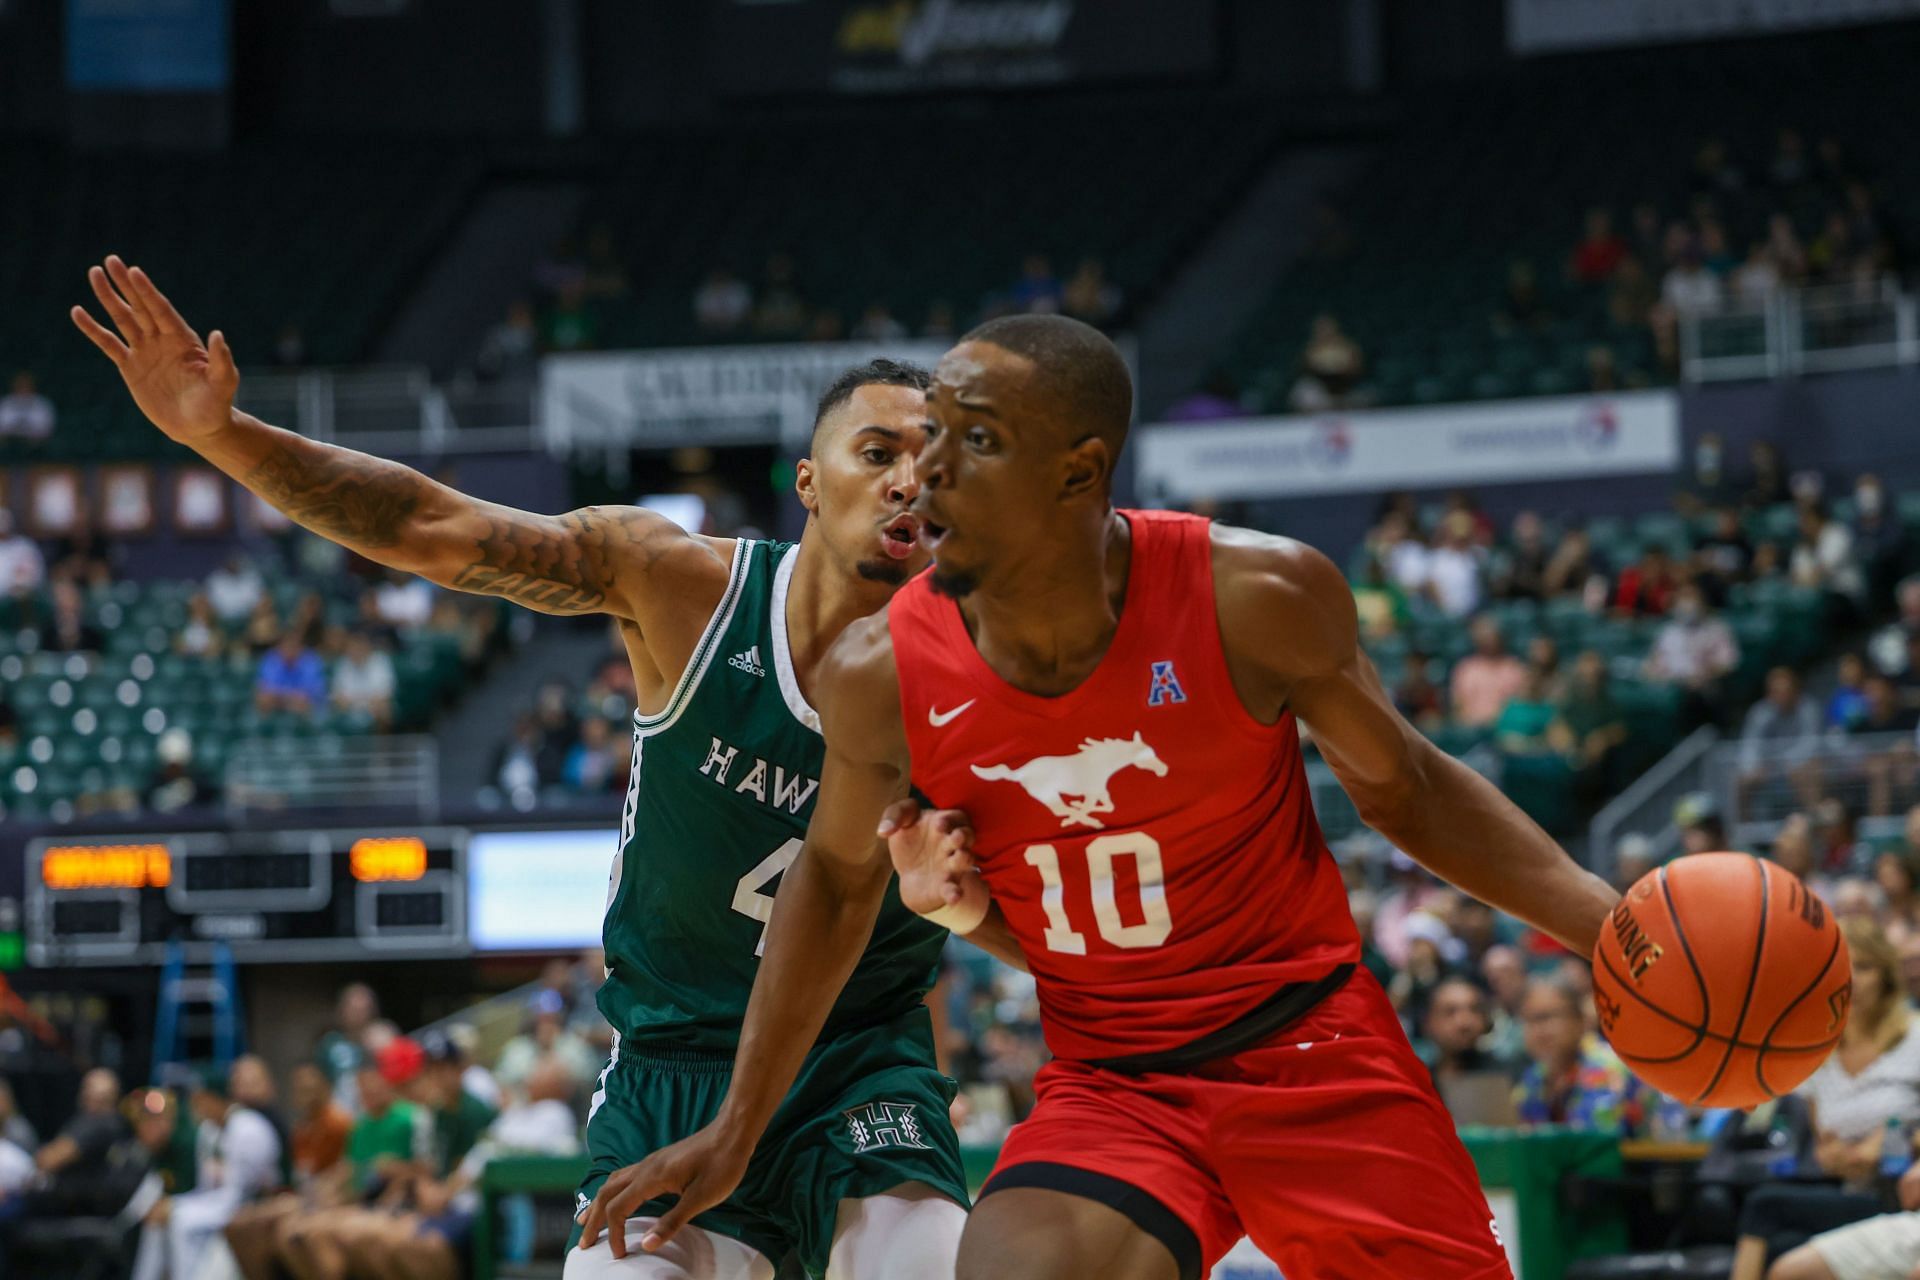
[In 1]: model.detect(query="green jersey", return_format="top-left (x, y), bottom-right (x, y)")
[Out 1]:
top-left (598, 539), bottom-right (946, 1050)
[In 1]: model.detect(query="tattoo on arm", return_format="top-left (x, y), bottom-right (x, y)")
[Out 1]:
top-left (450, 509), bottom-right (660, 615)
top-left (243, 444), bottom-right (426, 549)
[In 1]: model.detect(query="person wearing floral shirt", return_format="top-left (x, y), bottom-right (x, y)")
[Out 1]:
top-left (1514, 976), bottom-right (1643, 1132)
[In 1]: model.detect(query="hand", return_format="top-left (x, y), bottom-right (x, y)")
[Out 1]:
top-left (877, 798), bottom-right (982, 917)
top-left (145, 1197), bottom-right (172, 1227)
top-left (70, 255), bottom-right (239, 444)
top-left (575, 1124), bottom-right (751, 1259)
top-left (1899, 1163), bottom-right (1920, 1212)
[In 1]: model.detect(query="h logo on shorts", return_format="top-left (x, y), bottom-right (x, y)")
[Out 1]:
top-left (844, 1101), bottom-right (931, 1154)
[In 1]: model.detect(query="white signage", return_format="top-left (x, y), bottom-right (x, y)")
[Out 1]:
top-left (1508, 0), bottom-right (1920, 53)
top-left (540, 340), bottom-right (952, 454)
top-left (467, 828), bottom-right (618, 951)
top-left (1136, 391), bottom-right (1679, 502)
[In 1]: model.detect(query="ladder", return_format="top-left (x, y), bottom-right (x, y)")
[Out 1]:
top-left (150, 942), bottom-right (243, 1084)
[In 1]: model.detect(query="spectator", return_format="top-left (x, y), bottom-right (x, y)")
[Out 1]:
top-left (330, 631), bottom-right (396, 729)
top-left (223, 1062), bottom-right (352, 1279)
top-left (1425, 512), bottom-right (1484, 619)
top-left (1854, 473), bottom-right (1911, 604)
top-left (494, 991), bottom-right (600, 1100)
top-left (850, 301), bottom-right (907, 342)
top-left (1738, 667), bottom-right (1827, 814)
top-left (0, 372), bottom-right (54, 441)
top-left (256, 630), bottom-right (326, 718)
top-left (0, 510), bottom-right (43, 600)
top-left (30, 1068), bottom-right (124, 1191)
top-left (38, 578), bottom-right (101, 653)
top-left (1607, 254), bottom-right (1658, 330)
top-left (1493, 260), bottom-right (1552, 333)
top-left (1643, 582), bottom-right (1740, 727)
top-left (1770, 814), bottom-right (1836, 905)
top-left (1556, 651), bottom-right (1629, 804)
top-left (206, 554), bottom-right (264, 624)
top-left (1828, 652), bottom-right (1871, 729)
top-left (446, 1024), bottom-right (504, 1110)
top-left (1490, 511), bottom-right (1552, 602)
top-left (1388, 913), bottom-right (1458, 1035)
top-left (1692, 506), bottom-right (1753, 602)
top-left (1526, 634), bottom-right (1567, 703)
top-left (1791, 503), bottom-right (1864, 616)
top-left (175, 593), bottom-right (226, 659)
top-left (0, 1081), bottom-right (35, 1155)
top-left (1451, 616), bottom-right (1528, 730)
top-left (1731, 241), bottom-right (1782, 308)
top-left (317, 983), bottom-right (379, 1108)
top-left (1660, 246), bottom-right (1723, 317)
top-left (494, 715), bottom-right (545, 801)
top-left (1494, 669), bottom-right (1560, 756)
top-left (131, 1069), bottom-right (281, 1280)
top-left (1745, 440), bottom-right (1791, 510)
top-left (1875, 580), bottom-right (1920, 677)
top-left (1289, 314), bottom-right (1365, 412)
top-left (1569, 208), bottom-right (1627, 284)
top-left (1613, 544), bottom-right (1678, 617)
top-left (1850, 674), bottom-right (1920, 817)
top-left (752, 253), bottom-right (808, 338)
top-left (1061, 257), bottom-right (1121, 327)
top-left (475, 300), bottom-right (540, 382)
top-left (1728, 919), bottom-right (1920, 1280)
top-left (541, 280), bottom-right (598, 352)
top-left (693, 268), bottom-right (753, 335)
top-left (1514, 977), bottom-right (1642, 1133)
top-left (1584, 345), bottom-right (1622, 393)
top-left (1164, 370), bottom-right (1244, 423)
top-left (563, 717), bottom-right (617, 792)
top-left (1009, 253), bottom-right (1062, 314)
top-left (372, 568), bottom-right (434, 632)
top-left (1371, 510), bottom-right (1431, 596)
top-left (1478, 945), bottom-right (1528, 1064)
top-left (1875, 851), bottom-right (1920, 942)
top-left (1393, 651), bottom-right (1445, 733)
top-left (145, 728), bottom-right (213, 814)
top-left (1422, 978), bottom-right (1513, 1111)
top-left (1352, 555), bottom-right (1411, 641)
top-left (1543, 527), bottom-right (1600, 599)
top-left (1675, 433), bottom-right (1737, 515)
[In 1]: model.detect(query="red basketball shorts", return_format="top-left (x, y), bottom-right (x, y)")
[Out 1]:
top-left (980, 970), bottom-right (1513, 1280)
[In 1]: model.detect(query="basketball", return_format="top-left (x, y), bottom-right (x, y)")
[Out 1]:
top-left (1593, 852), bottom-right (1852, 1109)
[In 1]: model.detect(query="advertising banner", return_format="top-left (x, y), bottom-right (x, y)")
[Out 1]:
top-left (1507, 0), bottom-right (1920, 54)
top-left (712, 0), bottom-right (1218, 97)
top-left (1136, 391), bottom-right (1680, 502)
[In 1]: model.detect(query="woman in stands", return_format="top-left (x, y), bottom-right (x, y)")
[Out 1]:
top-left (1729, 919), bottom-right (1920, 1280)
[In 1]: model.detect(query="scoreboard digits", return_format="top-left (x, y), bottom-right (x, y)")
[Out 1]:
top-left (26, 828), bottom-right (467, 965)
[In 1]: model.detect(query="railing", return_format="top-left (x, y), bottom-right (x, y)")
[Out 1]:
top-left (1682, 280), bottom-right (1920, 384)
top-left (223, 733), bottom-right (439, 816)
top-left (1586, 726), bottom-right (1720, 878)
top-left (1706, 728), bottom-right (1918, 852)
top-left (235, 368), bottom-right (537, 456)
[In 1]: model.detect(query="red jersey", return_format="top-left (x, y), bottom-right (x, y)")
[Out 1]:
top-left (891, 509), bottom-right (1360, 1064)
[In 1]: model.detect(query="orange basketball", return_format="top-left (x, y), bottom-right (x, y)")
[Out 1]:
top-left (1592, 851), bottom-right (1852, 1108)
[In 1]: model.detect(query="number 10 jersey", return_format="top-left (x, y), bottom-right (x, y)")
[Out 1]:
top-left (891, 510), bottom-right (1361, 1065)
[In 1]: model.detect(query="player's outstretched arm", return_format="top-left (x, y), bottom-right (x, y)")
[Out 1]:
top-left (71, 256), bottom-right (687, 620)
top-left (576, 614), bottom-right (908, 1259)
top-left (1212, 527), bottom-right (1620, 955)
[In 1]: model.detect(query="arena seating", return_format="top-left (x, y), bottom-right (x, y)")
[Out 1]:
top-left (0, 141), bottom-right (475, 462)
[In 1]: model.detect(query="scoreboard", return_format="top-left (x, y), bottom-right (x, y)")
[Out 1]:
top-left (25, 827), bottom-right (467, 966)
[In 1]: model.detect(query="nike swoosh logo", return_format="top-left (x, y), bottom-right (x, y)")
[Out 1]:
top-left (928, 700), bottom-right (976, 727)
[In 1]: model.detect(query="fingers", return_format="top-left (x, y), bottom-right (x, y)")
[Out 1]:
top-left (103, 256), bottom-right (155, 337)
top-left (70, 306), bottom-right (129, 366)
top-left (127, 263), bottom-right (200, 341)
top-left (877, 797), bottom-right (922, 837)
top-left (209, 330), bottom-right (239, 387)
top-left (88, 265), bottom-right (142, 340)
top-left (640, 1195), bottom-right (698, 1254)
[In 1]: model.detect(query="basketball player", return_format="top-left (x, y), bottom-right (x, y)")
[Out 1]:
top-left (587, 316), bottom-right (1622, 1280)
top-left (71, 257), bottom-right (1025, 1280)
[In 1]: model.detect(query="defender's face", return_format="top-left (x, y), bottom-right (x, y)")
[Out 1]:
top-left (799, 384), bottom-right (932, 586)
top-left (915, 342), bottom-right (1055, 598)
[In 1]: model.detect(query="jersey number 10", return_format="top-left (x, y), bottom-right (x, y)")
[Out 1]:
top-left (1025, 832), bottom-right (1172, 954)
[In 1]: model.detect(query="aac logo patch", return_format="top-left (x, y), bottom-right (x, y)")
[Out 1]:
top-left (845, 1101), bottom-right (932, 1154)
top-left (1146, 660), bottom-right (1187, 707)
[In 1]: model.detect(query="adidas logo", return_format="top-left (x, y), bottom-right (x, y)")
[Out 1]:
top-left (729, 645), bottom-right (766, 678)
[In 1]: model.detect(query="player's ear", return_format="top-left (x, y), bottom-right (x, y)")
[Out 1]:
top-left (1060, 437), bottom-right (1109, 502)
top-left (794, 457), bottom-right (820, 515)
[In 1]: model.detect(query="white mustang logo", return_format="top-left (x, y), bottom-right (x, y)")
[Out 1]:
top-left (970, 732), bottom-right (1169, 830)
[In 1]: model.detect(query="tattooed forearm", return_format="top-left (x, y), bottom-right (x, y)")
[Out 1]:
top-left (449, 508), bottom-right (664, 616)
top-left (243, 443), bottom-right (427, 550)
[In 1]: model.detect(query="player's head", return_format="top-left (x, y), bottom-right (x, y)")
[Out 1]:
top-left (796, 359), bottom-right (933, 587)
top-left (916, 315), bottom-right (1133, 599)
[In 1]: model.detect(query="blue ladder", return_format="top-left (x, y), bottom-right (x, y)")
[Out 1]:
top-left (150, 942), bottom-right (243, 1084)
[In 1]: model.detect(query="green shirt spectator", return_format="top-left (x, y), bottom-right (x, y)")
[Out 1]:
top-left (1495, 670), bottom-right (1560, 755)
top-left (347, 1069), bottom-right (428, 1195)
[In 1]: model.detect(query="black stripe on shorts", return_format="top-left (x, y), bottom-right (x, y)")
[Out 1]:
top-left (979, 1161), bottom-right (1201, 1280)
